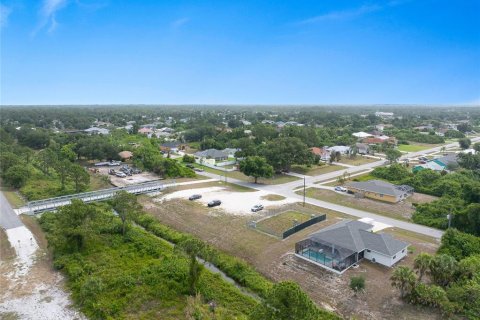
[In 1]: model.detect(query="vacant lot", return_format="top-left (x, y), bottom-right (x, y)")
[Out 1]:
top-left (291, 164), bottom-right (343, 176)
top-left (256, 211), bottom-right (311, 237)
top-left (195, 165), bottom-right (300, 185)
top-left (337, 156), bottom-right (378, 166)
top-left (301, 188), bottom-right (423, 221)
top-left (398, 143), bottom-right (441, 152)
top-left (140, 195), bottom-right (440, 320)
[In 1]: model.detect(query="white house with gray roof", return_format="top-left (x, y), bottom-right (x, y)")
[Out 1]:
top-left (295, 220), bottom-right (409, 274)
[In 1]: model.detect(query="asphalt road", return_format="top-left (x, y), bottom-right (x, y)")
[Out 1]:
top-left (0, 192), bottom-right (23, 230)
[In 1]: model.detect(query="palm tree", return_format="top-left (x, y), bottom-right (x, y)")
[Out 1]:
top-left (413, 253), bottom-right (433, 282)
top-left (391, 266), bottom-right (416, 298)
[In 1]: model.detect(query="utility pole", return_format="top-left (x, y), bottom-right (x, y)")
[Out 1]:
top-left (303, 176), bottom-right (306, 207)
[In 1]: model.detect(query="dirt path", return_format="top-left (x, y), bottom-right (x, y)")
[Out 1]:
top-left (0, 215), bottom-right (85, 320)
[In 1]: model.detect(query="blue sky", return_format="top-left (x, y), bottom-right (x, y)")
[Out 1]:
top-left (1, 0), bottom-right (479, 105)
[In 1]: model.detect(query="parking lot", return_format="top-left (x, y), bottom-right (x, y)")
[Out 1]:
top-left (96, 166), bottom-right (160, 187)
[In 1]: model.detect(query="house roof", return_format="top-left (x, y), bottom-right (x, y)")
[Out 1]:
top-left (161, 141), bottom-right (182, 148)
top-left (352, 132), bottom-right (373, 138)
top-left (194, 149), bottom-right (228, 159)
top-left (308, 219), bottom-right (408, 257)
top-left (347, 180), bottom-right (413, 197)
top-left (355, 143), bottom-right (369, 150)
top-left (327, 146), bottom-right (350, 153)
top-left (118, 151), bottom-right (133, 159)
top-left (84, 127), bottom-right (109, 134)
top-left (435, 153), bottom-right (458, 167)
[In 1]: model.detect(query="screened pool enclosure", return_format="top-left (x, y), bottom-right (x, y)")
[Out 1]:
top-left (295, 238), bottom-right (360, 273)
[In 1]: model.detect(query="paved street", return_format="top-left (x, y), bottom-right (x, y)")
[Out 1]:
top-left (0, 192), bottom-right (23, 230)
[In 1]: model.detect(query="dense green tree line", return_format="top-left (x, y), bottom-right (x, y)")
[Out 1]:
top-left (390, 229), bottom-right (480, 318)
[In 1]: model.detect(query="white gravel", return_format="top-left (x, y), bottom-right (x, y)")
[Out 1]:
top-left (5, 226), bottom-right (39, 278)
top-left (0, 281), bottom-right (85, 320)
top-left (156, 187), bottom-right (297, 215)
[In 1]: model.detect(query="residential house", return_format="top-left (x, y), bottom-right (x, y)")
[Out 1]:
top-left (327, 146), bottom-right (351, 155)
top-left (222, 148), bottom-right (240, 157)
top-left (194, 149), bottom-right (229, 162)
top-left (310, 147), bottom-right (330, 162)
top-left (346, 180), bottom-right (414, 203)
top-left (295, 219), bottom-right (409, 274)
top-left (355, 143), bottom-right (370, 155)
top-left (352, 132), bottom-right (373, 139)
top-left (413, 153), bottom-right (459, 172)
top-left (138, 128), bottom-right (153, 135)
top-left (362, 135), bottom-right (397, 146)
top-left (160, 141), bottom-right (187, 153)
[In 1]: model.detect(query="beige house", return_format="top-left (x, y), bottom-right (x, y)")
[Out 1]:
top-left (346, 180), bottom-right (413, 203)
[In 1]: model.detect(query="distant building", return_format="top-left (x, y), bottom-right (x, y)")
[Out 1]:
top-left (355, 143), bottom-right (370, 155)
top-left (375, 112), bottom-right (394, 119)
top-left (327, 146), bottom-right (351, 155)
top-left (352, 132), bottom-right (373, 139)
top-left (138, 128), bottom-right (153, 135)
top-left (84, 127), bottom-right (110, 135)
top-left (413, 154), bottom-right (459, 172)
top-left (160, 141), bottom-right (187, 153)
top-left (118, 151), bottom-right (133, 160)
top-left (310, 147), bottom-right (330, 162)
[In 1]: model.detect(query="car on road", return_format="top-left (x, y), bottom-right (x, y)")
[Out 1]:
top-left (418, 156), bottom-right (428, 161)
top-left (251, 204), bottom-right (264, 212)
top-left (335, 186), bottom-right (347, 192)
top-left (189, 194), bottom-right (202, 201)
top-left (115, 172), bottom-right (127, 178)
top-left (194, 168), bottom-right (204, 172)
top-left (207, 200), bottom-right (221, 207)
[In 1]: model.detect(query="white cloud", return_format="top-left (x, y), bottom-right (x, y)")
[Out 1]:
top-left (298, 1), bottom-right (406, 25)
top-left (171, 17), bottom-right (189, 29)
top-left (32, 0), bottom-right (68, 35)
top-left (0, 4), bottom-right (12, 28)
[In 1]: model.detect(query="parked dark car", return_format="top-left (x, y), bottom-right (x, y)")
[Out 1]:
top-left (207, 200), bottom-right (221, 207)
top-left (194, 168), bottom-right (204, 172)
top-left (189, 194), bottom-right (202, 201)
top-left (186, 164), bottom-right (195, 169)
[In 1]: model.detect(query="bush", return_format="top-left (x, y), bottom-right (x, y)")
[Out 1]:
top-left (182, 154), bottom-right (195, 163)
top-left (438, 228), bottom-right (480, 260)
top-left (350, 276), bottom-right (365, 294)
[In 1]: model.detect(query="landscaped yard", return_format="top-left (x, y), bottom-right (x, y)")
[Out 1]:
top-left (291, 164), bottom-right (343, 176)
top-left (255, 211), bottom-right (312, 237)
top-left (195, 164), bottom-right (300, 185)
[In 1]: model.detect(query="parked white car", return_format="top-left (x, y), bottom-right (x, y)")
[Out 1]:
top-left (115, 172), bottom-right (127, 178)
top-left (334, 186), bottom-right (347, 192)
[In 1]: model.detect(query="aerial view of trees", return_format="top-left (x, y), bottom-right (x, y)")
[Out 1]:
top-left (239, 156), bottom-right (274, 183)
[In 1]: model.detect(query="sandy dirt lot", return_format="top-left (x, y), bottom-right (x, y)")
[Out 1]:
top-left (154, 186), bottom-right (298, 216)
top-left (0, 216), bottom-right (84, 320)
top-left (140, 194), bottom-right (441, 320)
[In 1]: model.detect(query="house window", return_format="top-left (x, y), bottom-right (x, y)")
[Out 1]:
top-left (393, 255), bottom-right (397, 259)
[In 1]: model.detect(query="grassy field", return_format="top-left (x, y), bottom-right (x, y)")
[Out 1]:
top-left (195, 165), bottom-right (300, 185)
top-left (321, 172), bottom-right (375, 186)
top-left (337, 156), bottom-right (378, 166)
top-left (291, 164), bottom-right (343, 176)
top-left (260, 194), bottom-right (286, 201)
top-left (398, 144), bottom-right (435, 152)
top-left (256, 211), bottom-right (311, 237)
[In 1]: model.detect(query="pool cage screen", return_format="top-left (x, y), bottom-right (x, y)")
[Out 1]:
top-left (295, 238), bottom-right (358, 272)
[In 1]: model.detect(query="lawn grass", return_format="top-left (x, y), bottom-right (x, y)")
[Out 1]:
top-left (290, 164), bottom-right (343, 176)
top-left (88, 173), bottom-right (113, 190)
top-left (397, 144), bottom-right (434, 152)
top-left (337, 156), bottom-right (378, 166)
top-left (320, 172), bottom-right (375, 186)
top-left (256, 211), bottom-right (311, 236)
top-left (195, 164), bottom-right (299, 185)
top-left (260, 194), bottom-right (286, 201)
top-left (383, 227), bottom-right (438, 244)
